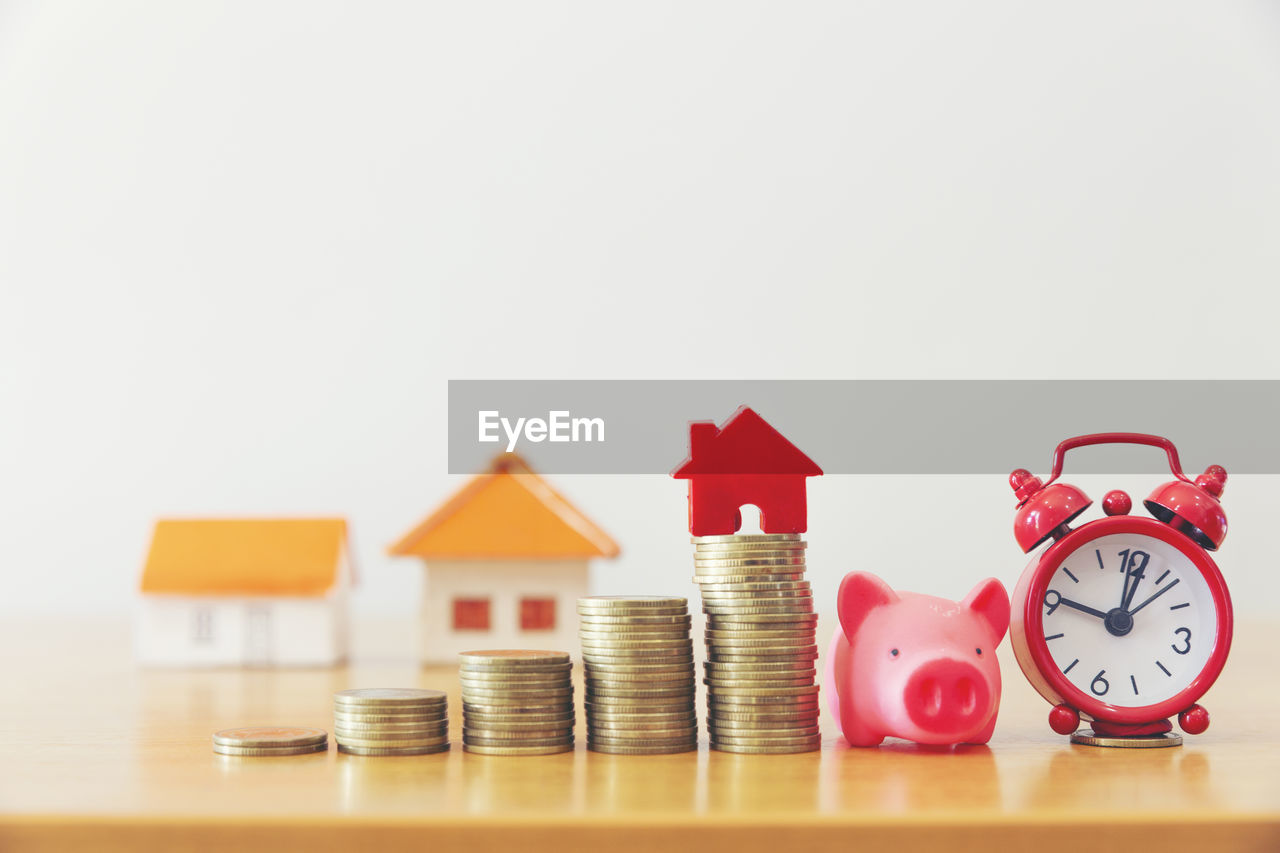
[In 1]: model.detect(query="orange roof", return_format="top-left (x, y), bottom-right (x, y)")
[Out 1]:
top-left (141, 519), bottom-right (350, 596)
top-left (388, 455), bottom-right (620, 560)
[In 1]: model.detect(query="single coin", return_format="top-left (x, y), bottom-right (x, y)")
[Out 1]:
top-left (458, 668), bottom-right (573, 680)
top-left (458, 677), bottom-right (573, 691)
top-left (463, 722), bottom-right (573, 737)
top-left (704, 658), bottom-right (816, 671)
top-left (700, 588), bottom-right (812, 599)
top-left (587, 734), bottom-right (699, 749)
top-left (333, 721), bottom-right (449, 735)
top-left (710, 741), bottom-right (821, 754)
top-left (588, 742), bottom-right (698, 755)
top-left (694, 574), bottom-right (806, 585)
top-left (212, 726), bottom-right (328, 748)
top-left (708, 683), bottom-right (819, 696)
top-left (333, 688), bottom-right (447, 707)
top-left (462, 701), bottom-right (576, 715)
top-left (586, 670), bottom-right (694, 683)
top-left (587, 717), bottom-right (698, 731)
top-left (585, 697), bottom-right (696, 710)
top-left (579, 613), bottom-right (692, 625)
top-left (708, 716), bottom-right (820, 729)
top-left (459, 663), bottom-right (573, 676)
top-left (462, 712), bottom-right (575, 726)
top-left (708, 612), bottom-right (818, 623)
top-left (463, 742), bottom-right (574, 756)
top-left (692, 533), bottom-right (802, 545)
top-left (579, 595), bottom-right (687, 609)
top-left (1070, 730), bottom-right (1185, 748)
top-left (460, 686), bottom-right (574, 698)
top-left (577, 632), bottom-right (691, 645)
top-left (333, 734), bottom-right (451, 749)
top-left (584, 659), bottom-right (695, 670)
top-left (213, 742), bottom-right (328, 756)
top-left (705, 629), bottom-right (815, 641)
top-left (586, 687), bottom-right (696, 700)
top-left (338, 743), bottom-right (451, 756)
top-left (711, 727), bottom-right (819, 742)
top-left (709, 724), bottom-right (822, 738)
top-left (704, 677), bottom-right (816, 690)
top-left (332, 711), bottom-right (447, 724)
top-left (698, 580), bottom-right (811, 592)
top-left (460, 649), bottom-right (571, 664)
top-left (464, 734), bottom-right (574, 747)
top-left (709, 653), bottom-right (819, 665)
top-left (587, 726), bottom-right (699, 740)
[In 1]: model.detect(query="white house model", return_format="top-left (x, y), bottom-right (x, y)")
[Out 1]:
top-left (389, 454), bottom-right (620, 664)
top-left (136, 518), bottom-right (352, 667)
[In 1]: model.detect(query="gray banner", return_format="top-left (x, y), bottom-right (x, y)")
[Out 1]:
top-left (447, 380), bottom-right (1279, 475)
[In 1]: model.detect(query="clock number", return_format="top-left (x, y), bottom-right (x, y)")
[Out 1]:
top-left (1090, 670), bottom-right (1110, 696)
top-left (1044, 589), bottom-right (1061, 617)
top-left (1172, 627), bottom-right (1192, 656)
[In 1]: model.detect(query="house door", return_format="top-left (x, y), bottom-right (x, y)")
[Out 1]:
top-left (244, 605), bottom-right (273, 666)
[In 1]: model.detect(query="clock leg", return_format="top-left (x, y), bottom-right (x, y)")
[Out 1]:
top-left (1178, 704), bottom-right (1210, 735)
top-left (1048, 704), bottom-right (1080, 735)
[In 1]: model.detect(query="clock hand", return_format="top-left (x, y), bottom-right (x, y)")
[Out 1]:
top-left (1057, 598), bottom-right (1108, 620)
top-left (1127, 579), bottom-right (1181, 617)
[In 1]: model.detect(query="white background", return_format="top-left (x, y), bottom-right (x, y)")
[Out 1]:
top-left (2, 1), bottom-right (1278, 624)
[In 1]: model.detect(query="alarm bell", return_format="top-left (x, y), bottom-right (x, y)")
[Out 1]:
top-left (1010, 469), bottom-right (1092, 553)
top-left (1144, 465), bottom-right (1228, 551)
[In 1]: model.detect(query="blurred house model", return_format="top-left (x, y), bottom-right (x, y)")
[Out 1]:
top-left (389, 454), bottom-right (619, 664)
top-left (136, 518), bottom-right (352, 667)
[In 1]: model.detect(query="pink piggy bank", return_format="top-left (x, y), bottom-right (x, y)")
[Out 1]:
top-left (825, 572), bottom-right (1010, 747)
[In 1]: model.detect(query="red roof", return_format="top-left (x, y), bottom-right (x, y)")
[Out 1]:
top-left (671, 406), bottom-right (822, 477)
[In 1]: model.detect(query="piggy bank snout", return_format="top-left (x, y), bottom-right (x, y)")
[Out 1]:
top-left (903, 659), bottom-right (993, 733)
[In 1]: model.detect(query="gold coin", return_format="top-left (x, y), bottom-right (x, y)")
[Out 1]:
top-left (332, 710), bottom-right (447, 724)
top-left (709, 724), bottom-right (821, 738)
top-left (580, 642), bottom-right (693, 653)
top-left (334, 734), bottom-right (451, 749)
top-left (213, 742), bottom-right (328, 756)
top-left (464, 734), bottom-right (574, 747)
top-left (588, 742), bottom-right (697, 755)
top-left (578, 595), bottom-right (688, 609)
top-left (584, 661), bottom-right (695, 673)
top-left (462, 701), bottom-right (575, 714)
top-left (708, 612), bottom-right (818, 623)
top-left (711, 731), bottom-right (822, 745)
top-left (578, 632), bottom-right (690, 645)
top-left (587, 734), bottom-right (699, 748)
top-left (463, 727), bottom-right (573, 741)
top-left (692, 534), bottom-right (802, 545)
top-left (1070, 730), bottom-right (1185, 748)
top-left (710, 741), bottom-right (820, 754)
top-left (459, 663), bottom-right (573, 676)
top-left (698, 580), bottom-right (811, 592)
top-left (708, 715), bottom-right (819, 728)
top-left (579, 613), bottom-right (692, 625)
top-left (338, 743), bottom-right (451, 756)
top-left (462, 742), bottom-right (574, 756)
top-left (462, 711), bottom-right (574, 725)
top-left (587, 717), bottom-right (697, 730)
top-left (587, 726), bottom-right (698, 740)
top-left (460, 685), bottom-right (573, 697)
top-left (332, 717), bottom-right (448, 732)
top-left (585, 697), bottom-right (696, 710)
top-left (704, 658), bottom-right (815, 670)
top-left (212, 726), bottom-right (328, 748)
top-left (586, 687), bottom-right (697, 700)
top-left (586, 669), bottom-right (694, 682)
top-left (459, 649), bottom-right (571, 664)
top-left (458, 677), bottom-right (572, 691)
top-left (333, 688), bottom-right (447, 707)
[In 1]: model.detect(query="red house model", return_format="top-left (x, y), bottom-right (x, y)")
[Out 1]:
top-left (671, 405), bottom-right (823, 536)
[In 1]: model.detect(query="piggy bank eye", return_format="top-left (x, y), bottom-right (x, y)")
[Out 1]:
top-left (889, 648), bottom-right (900, 658)
top-left (975, 648), bottom-right (983, 656)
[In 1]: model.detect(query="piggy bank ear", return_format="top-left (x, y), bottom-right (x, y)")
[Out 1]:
top-left (962, 578), bottom-right (1010, 646)
top-left (837, 572), bottom-right (898, 643)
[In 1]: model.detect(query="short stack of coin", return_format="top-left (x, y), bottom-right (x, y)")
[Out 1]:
top-left (693, 533), bottom-right (821, 753)
top-left (459, 650), bottom-right (575, 755)
top-left (579, 596), bottom-right (698, 754)
top-left (332, 688), bottom-right (450, 755)
top-left (212, 726), bottom-right (328, 756)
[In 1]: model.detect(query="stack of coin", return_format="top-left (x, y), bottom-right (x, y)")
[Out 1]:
top-left (579, 596), bottom-right (698, 754)
top-left (459, 650), bottom-right (575, 755)
top-left (693, 533), bottom-right (821, 753)
top-left (212, 726), bottom-right (328, 756)
top-left (332, 688), bottom-right (450, 756)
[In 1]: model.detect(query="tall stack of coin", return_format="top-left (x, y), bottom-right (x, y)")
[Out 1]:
top-left (578, 596), bottom-right (697, 754)
top-left (693, 533), bottom-right (821, 753)
top-left (459, 650), bottom-right (575, 755)
top-left (332, 688), bottom-right (450, 755)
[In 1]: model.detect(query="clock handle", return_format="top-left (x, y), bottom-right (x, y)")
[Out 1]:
top-left (1045, 433), bottom-right (1191, 486)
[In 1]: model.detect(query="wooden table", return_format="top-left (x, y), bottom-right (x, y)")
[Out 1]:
top-left (2, 619), bottom-right (1277, 852)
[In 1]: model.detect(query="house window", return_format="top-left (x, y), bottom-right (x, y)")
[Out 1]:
top-left (192, 607), bottom-right (214, 644)
top-left (520, 597), bottom-right (556, 631)
top-left (453, 598), bottom-right (491, 630)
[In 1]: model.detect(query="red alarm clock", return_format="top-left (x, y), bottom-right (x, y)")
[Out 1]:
top-left (1008, 433), bottom-right (1232, 747)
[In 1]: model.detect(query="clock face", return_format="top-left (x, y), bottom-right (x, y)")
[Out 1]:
top-left (1039, 531), bottom-right (1219, 708)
